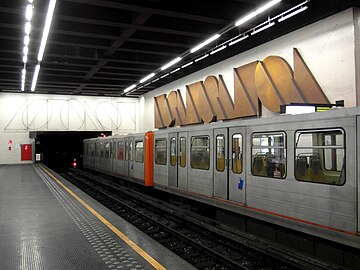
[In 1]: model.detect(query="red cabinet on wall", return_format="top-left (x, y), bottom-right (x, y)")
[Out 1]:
top-left (21, 144), bottom-right (32, 161)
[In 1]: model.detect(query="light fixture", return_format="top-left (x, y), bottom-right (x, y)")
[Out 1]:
top-left (123, 84), bottom-right (136, 93)
top-left (160, 73), bottom-right (169, 79)
top-left (160, 57), bottom-right (182, 71)
top-left (210, 45), bottom-right (227, 55)
top-left (278, 6), bottom-right (308, 22)
top-left (170, 68), bottom-right (180, 74)
top-left (37, 0), bottom-right (57, 61)
top-left (26, 4), bottom-right (33, 21)
top-left (251, 22), bottom-right (275, 35)
top-left (23, 55), bottom-right (28, 63)
top-left (152, 78), bottom-right (160, 83)
top-left (31, 64), bottom-right (41, 91)
top-left (235, 0), bottom-right (281, 27)
top-left (181, 61), bottom-right (193, 69)
top-left (140, 72), bottom-right (156, 83)
top-left (24, 35), bottom-right (30, 46)
top-left (229, 35), bottom-right (249, 46)
top-left (25, 22), bottom-right (31, 35)
top-left (194, 54), bottom-right (209, 62)
top-left (23, 46), bottom-right (29, 55)
top-left (190, 34), bottom-right (221, 53)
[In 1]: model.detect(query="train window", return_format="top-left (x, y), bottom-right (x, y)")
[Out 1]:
top-left (216, 135), bottom-right (225, 172)
top-left (118, 141), bottom-right (124, 160)
top-left (295, 129), bottom-right (345, 185)
top-left (135, 141), bottom-right (144, 163)
top-left (191, 136), bottom-right (210, 170)
top-left (170, 137), bottom-right (176, 166)
top-left (179, 137), bottom-right (186, 167)
top-left (129, 140), bottom-right (133, 161)
top-left (125, 141), bottom-right (130, 160)
top-left (251, 132), bottom-right (286, 179)
top-left (105, 142), bottom-right (110, 159)
top-left (100, 142), bottom-right (105, 158)
top-left (155, 138), bottom-right (167, 165)
top-left (232, 134), bottom-right (243, 174)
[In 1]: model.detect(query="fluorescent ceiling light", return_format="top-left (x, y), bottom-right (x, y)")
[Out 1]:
top-left (235, 0), bottom-right (281, 26)
top-left (251, 22), bottom-right (275, 35)
top-left (278, 6), bottom-right (308, 22)
top-left (25, 22), bottom-right (31, 35)
top-left (31, 64), bottom-right (41, 91)
top-left (24, 35), bottom-right (30, 46)
top-left (160, 57), bottom-right (182, 71)
top-left (181, 61), bottom-right (193, 69)
top-left (170, 68), bottom-right (180, 74)
top-left (229, 35), bottom-right (249, 46)
top-left (123, 84), bottom-right (136, 93)
top-left (26, 4), bottom-right (33, 21)
top-left (195, 54), bottom-right (209, 62)
top-left (140, 72), bottom-right (155, 83)
top-left (160, 73), bottom-right (169, 79)
top-left (190, 34), bottom-right (221, 53)
top-left (23, 55), bottom-right (28, 64)
top-left (23, 46), bottom-right (29, 55)
top-left (152, 78), bottom-right (160, 83)
top-left (210, 45), bottom-right (226, 55)
top-left (37, 0), bottom-right (57, 62)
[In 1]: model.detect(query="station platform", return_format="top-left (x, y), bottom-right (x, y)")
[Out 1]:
top-left (0, 164), bottom-right (195, 270)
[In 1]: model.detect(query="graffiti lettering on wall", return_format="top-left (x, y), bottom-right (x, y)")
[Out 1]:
top-left (154, 48), bottom-right (329, 128)
top-left (5, 98), bottom-right (136, 132)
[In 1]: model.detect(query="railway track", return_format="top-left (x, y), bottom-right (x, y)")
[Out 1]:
top-left (60, 169), bottom-right (345, 270)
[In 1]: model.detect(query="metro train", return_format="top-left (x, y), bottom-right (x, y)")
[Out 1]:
top-left (83, 106), bottom-right (360, 250)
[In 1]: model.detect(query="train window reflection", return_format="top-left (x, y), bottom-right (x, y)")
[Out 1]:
top-left (251, 132), bottom-right (286, 179)
top-left (105, 142), bottom-right (110, 159)
top-left (170, 137), bottom-right (176, 166)
top-left (135, 141), bottom-right (144, 163)
top-left (191, 136), bottom-right (210, 170)
top-left (216, 135), bottom-right (225, 172)
top-left (118, 141), bottom-right (124, 160)
top-left (125, 141), bottom-right (130, 160)
top-left (232, 134), bottom-right (243, 174)
top-left (129, 140), bottom-right (133, 161)
top-left (295, 129), bottom-right (345, 185)
top-left (179, 137), bottom-right (186, 167)
top-left (155, 138), bottom-right (167, 165)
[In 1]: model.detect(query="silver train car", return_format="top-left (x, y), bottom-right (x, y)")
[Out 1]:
top-left (83, 107), bottom-right (360, 250)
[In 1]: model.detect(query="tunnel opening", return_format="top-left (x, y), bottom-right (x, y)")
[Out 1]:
top-left (33, 131), bottom-right (112, 170)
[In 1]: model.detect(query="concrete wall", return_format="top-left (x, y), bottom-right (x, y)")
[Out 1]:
top-left (0, 93), bottom-right (139, 164)
top-left (139, 8), bottom-right (358, 132)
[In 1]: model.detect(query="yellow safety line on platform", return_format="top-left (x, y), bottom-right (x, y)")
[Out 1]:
top-left (38, 165), bottom-right (166, 270)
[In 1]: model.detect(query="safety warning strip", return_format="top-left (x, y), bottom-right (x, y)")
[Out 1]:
top-left (39, 165), bottom-right (166, 270)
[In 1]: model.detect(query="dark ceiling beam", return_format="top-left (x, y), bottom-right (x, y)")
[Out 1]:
top-left (51, 36), bottom-right (188, 49)
top-left (49, 35), bottom-right (180, 56)
top-left (58, 15), bottom-right (205, 38)
top-left (63, 0), bottom-right (229, 24)
top-left (45, 53), bottom-right (159, 66)
top-left (78, 12), bottom-right (152, 91)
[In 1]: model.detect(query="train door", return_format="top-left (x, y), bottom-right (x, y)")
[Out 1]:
top-left (128, 137), bottom-right (134, 178)
top-left (178, 132), bottom-right (188, 190)
top-left (168, 132), bottom-right (178, 187)
top-left (228, 127), bottom-right (246, 204)
top-left (214, 128), bottom-right (228, 199)
top-left (118, 139), bottom-right (125, 175)
top-left (124, 139), bottom-right (129, 176)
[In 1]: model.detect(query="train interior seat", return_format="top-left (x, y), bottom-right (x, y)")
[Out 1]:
top-left (295, 156), bottom-right (310, 180)
top-left (309, 155), bottom-right (325, 182)
top-left (252, 155), bottom-right (267, 176)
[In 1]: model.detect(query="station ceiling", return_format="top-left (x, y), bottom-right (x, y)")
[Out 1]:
top-left (0, 0), bottom-right (359, 97)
